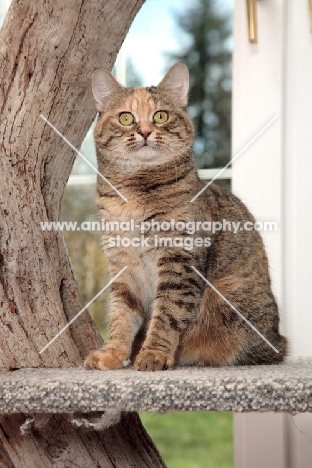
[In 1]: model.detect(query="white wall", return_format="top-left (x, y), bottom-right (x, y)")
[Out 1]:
top-left (283, 0), bottom-right (312, 358)
top-left (231, 0), bottom-right (284, 314)
top-left (232, 0), bottom-right (312, 466)
top-left (283, 1), bottom-right (312, 466)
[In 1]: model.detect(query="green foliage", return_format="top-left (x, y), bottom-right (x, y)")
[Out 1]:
top-left (140, 411), bottom-right (233, 468)
top-left (168, 0), bottom-right (232, 169)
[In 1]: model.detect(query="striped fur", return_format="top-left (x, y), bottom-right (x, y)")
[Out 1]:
top-left (84, 63), bottom-right (287, 371)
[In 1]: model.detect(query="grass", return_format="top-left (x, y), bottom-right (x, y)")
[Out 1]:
top-left (140, 411), bottom-right (233, 468)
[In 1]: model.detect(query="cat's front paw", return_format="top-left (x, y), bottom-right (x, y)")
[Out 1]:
top-left (84, 349), bottom-right (130, 370)
top-left (135, 349), bottom-right (174, 371)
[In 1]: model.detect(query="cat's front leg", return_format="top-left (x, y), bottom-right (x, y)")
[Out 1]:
top-left (84, 275), bottom-right (143, 370)
top-left (135, 300), bottom-right (194, 371)
top-left (135, 253), bottom-right (203, 371)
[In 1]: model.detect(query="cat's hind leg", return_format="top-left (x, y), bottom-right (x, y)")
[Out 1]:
top-left (178, 275), bottom-right (287, 366)
top-left (177, 275), bottom-right (245, 366)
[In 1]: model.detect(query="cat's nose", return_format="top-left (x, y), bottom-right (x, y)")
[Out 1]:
top-left (138, 129), bottom-right (152, 140)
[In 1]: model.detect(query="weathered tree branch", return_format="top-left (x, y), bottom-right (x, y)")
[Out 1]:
top-left (0, 412), bottom-right (166, 467)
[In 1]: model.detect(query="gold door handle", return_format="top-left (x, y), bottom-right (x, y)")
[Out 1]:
top-left (246, 0), bottom-right (258, 43)
top-left (309, 0), bottom-right (312, 31)
top-left (247, 1), bottom-right (311, 42)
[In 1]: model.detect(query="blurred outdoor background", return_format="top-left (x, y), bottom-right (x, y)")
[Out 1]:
top-left (1, 0), bottom-right (234, 466)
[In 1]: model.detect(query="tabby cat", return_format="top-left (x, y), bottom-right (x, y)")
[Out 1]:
top-left (84, 63), bottom-right (287, 371)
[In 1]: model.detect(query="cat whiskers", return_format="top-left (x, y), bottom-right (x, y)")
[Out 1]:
top-left (166, 143), bottom-right (197, 171)
top-left (172, 149), bottom-right (178, 183)
top-left (103, 145), bottom-right (129, 174)
top-left (115, 146), bottom-right (132, 175)
top-left (149, 143), bottom-right (173, 179)
top-left (169, 141), bottom-right (197, 164)
top-left (158, 144), bottom-right (183, 183)
top-left (124, 148), bottom-right (135, 175)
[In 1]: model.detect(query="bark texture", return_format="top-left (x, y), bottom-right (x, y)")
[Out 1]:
top-left (0, 412), bottom-right (166, 468)
top-left (0, 1), bottom-right (167, 467)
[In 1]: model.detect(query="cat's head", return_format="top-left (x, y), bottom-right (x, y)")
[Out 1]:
top-left (92, 63), bottom-right (194, 172)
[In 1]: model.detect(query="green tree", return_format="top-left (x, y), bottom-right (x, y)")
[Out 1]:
top-left (169, 0), bottom-right (232, 169)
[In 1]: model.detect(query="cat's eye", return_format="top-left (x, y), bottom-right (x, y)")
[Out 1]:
top-left (153, 111), bottom-right (169, 124)
top-left (119, 112), bottom-right (134, 126)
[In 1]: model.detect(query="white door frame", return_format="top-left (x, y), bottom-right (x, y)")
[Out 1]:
top-left (232, 1), bottom-right (312, 466)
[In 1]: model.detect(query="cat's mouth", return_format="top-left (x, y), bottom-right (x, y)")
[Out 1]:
top-left (134, 142), bottom-right (160, 162)
top-left (138, 140), bottom-right (157, 151)
top-left (138, 145), bottom-right (156, 154)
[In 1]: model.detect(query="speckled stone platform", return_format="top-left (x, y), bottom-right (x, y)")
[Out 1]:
top-left (0, 358), bottom-right (311, 414)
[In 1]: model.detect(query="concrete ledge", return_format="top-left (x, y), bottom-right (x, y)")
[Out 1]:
top-left (0, 358), bottom-right (311, 414)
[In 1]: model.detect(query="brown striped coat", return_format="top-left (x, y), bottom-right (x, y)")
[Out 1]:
top-left (84, 63), bottom-right (287, 371)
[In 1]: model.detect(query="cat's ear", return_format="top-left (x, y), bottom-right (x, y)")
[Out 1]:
top-left (92, 68), bottom-right (123, 112)
top-left (158, 63), bottom-right (189, 107)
